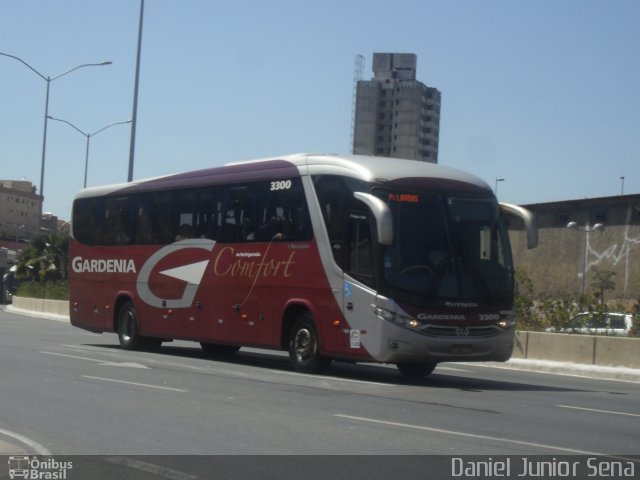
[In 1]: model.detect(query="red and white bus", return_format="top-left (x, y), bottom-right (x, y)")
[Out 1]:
top-left (69, 154), bottom-right (537, 379)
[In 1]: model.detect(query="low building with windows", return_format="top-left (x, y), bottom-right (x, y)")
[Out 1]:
top-left (509, 194), bottom-right (640, 300)
top-left (0, 180), bottom-right (43, 243)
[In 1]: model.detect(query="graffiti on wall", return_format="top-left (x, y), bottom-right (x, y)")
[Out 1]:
top-left (586, 206), bottom-right (640, 296)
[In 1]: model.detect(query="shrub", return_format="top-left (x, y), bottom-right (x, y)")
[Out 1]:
top-left (515, 268), bottom-right (541, 331)
top-left (16, 281), bottom-right (69, 301)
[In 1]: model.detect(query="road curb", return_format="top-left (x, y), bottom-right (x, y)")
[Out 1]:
top-left (479, 358), bottom-right (640, 383)
top-left (0, 429), bottom-right (50, 456)
top-left (0, 438), bottom-right (29, 455)
top-left (3, 304), bottom-right (69, 323)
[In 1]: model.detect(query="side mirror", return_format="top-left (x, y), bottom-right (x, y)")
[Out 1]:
top-left (353, 192), bottom-right (393, 246)
top-left (500, 202), bottom-right (538, 249)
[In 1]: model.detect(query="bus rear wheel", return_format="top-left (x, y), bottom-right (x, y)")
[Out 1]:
top-left (117, 300), bottom-right (157, 350)
top-left (289, 314), bottom-right (332, 374)
top-left (396, 362), bottom-right (437, 381)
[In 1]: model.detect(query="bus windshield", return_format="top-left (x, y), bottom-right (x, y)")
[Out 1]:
top-left (378, 189), bottom-right (513, 305)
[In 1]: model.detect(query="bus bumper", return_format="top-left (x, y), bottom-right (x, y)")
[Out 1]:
top-left (371, 320), bottom-right (514, 364)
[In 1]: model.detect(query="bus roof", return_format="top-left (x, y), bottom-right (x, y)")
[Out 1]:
top-left (73, 153), bottom-right (491, 200)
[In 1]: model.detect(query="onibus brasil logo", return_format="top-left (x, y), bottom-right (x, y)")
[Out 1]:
top-left (8, 456), bottom-right (72, 480)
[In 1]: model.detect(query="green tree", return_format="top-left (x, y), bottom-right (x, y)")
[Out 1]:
top-left (632, 274), bottom-right (640, 336)
top-left (515, 268), bottom-right (541, 330)
top-left (15, 232), bottom-right (69, 282)
top-left (590, 268), bottom-right (616, 305)
top-left (541, 295), bottom-right (583, 332)
top-left (632, 297), bottom-right (640, 337)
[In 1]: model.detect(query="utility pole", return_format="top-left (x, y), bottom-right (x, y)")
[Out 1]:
top-left (128, 0), bottom-right (145, 182)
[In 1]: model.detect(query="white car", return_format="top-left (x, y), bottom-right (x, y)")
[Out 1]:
top-left (567, 312), bottom-right (635, 337)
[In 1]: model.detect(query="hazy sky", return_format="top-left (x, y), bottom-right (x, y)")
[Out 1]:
top-left (1, 0), bottom-right (638, 220)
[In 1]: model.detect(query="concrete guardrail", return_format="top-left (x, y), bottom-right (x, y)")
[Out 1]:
top-left (513, 331), bottom-right (640, 370)
top-left (12, 296), bottom-right (70, 317)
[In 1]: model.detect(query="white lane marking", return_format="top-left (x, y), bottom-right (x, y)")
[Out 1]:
top-left (98, 361), bottom-right (149, 368)
top-left (558, 404), bottom-right (640, 418)
top-left (272, 370), bottom-right (393, 387)
top-left (82, 375), bottom-right (188, 392)
top-left (61, 344), bottom-right (112, 351)
top-left (42, 351), bottom-right (105, 362)
top-left (41, 351), bottom-right (149, 369)
top-left (0, 427), bottom-right (51, 455)
top-left (335, 414), bottom-right (608, 456)
top-left (105, 457), bottom-right (197, 480)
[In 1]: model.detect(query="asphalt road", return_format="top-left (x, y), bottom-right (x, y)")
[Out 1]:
top-left (1, 308), bottom-right (639, 477)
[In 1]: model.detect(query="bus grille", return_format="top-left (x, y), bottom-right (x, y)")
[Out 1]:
top-left (418, 324), bottom-right (502, 337)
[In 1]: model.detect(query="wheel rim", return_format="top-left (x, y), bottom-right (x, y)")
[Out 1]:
top-left (294, 327), bottom-right (316, 364)
top-left (121, 310), bottom-right (135, 342)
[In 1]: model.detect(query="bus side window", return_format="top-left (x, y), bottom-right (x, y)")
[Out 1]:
top-left (346, 213), bottom-right (376, 288)
top-left (195, 188), bottom-right (217, 240)
top-left (135, 195), bottom-right (153, 244)
top-left (218, 184), bottom-right (257, 243)
top-left (173, 187), bottom-right (218, 241)
top-left (262, 178), bottom-right (311, 242)
top-left (257, 215), bottom-right (283, 241)
top-left (175, 190), bottom-right (198, 241)
top-left (72, 198), bottom-right (100, 246)
top-left (100, 197), bottom-right (133, 245)
top-left (148, 192), bottom-right (173, 244)
top-left (312, 175), bottom-right (366, 268)
top-left (200, 199), bottom-right (222, 240)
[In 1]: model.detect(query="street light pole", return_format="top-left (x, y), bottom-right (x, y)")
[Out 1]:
top-left (0, 52), bottom-right (111, 228)
top-left (15, 224), bottom-right (25, 243)
top-left (41, 78), bottom-right (51, 200)
top-left (494, 178), bottom-right (504, 197)
top-left (567, 221), bottom-right (604, 296)
top-left (47, 116), bottom-right (132, 188)
top-left (128, 0), bottom-right (145, 182)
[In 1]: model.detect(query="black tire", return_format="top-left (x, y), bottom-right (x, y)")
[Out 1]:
top-left (117, 300), bottom-right (146, 350)
top-left (396, 362), bottom-right (437, 381)
top-left (200, 343), bottom-right (241, 357)
top-left (289, 313), bottom-right (332, 373)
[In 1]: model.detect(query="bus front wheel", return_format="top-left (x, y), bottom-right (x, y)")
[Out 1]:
top-left (396, 362), bottom-right (437, 381)
top-left (289, 314), bottom-right (332, 374)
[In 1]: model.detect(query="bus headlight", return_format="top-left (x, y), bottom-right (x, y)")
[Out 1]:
top-left (375, 307), bottom-right (423, 329)
top-left (497, 317), bottom-right (515, 329)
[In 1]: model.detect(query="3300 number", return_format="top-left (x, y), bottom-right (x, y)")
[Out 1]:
top-left (270, 180), bottom-right (292, 191)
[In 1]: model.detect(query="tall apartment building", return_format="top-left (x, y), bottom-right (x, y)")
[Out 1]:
top-left (353, 53), bottom-right (441, 163)
top-left (0, 180), bottom-right (43, 241)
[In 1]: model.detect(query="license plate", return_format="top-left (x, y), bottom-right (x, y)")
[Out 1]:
top-left (449, 345), bottom-right (473, 354)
